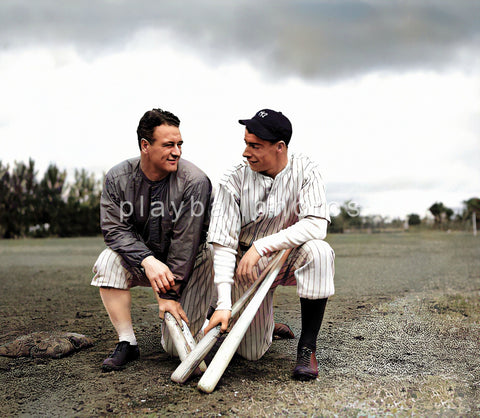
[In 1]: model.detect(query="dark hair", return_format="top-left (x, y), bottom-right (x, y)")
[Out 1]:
top-left (136, 108), bottom-right (180, 149)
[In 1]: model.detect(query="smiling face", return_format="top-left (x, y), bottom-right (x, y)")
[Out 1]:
top-left (242, 128), bottom-right (288, 178)
top-left (140, 124), bottom-right (183, 181)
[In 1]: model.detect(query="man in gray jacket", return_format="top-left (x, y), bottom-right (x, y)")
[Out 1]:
top-left (91, 108), bottom-right (213, 371)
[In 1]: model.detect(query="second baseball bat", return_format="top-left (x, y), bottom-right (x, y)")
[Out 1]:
top-left (197, 249), bottom-right (290, 393)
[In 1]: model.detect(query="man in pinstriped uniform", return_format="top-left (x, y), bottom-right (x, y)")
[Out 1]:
top-left (91, 109), bottom-right (214, 371)
top-left (204, 109), bottom-right (335, 380)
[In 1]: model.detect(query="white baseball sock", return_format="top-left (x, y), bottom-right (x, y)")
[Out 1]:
top-left (118, 326), bottom-right (137, 346)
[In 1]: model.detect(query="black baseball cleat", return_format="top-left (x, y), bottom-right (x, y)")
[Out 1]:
top-left (102, 341), bottom-right (140, 371)
top-left (293, 346), bottom-right (318, 380)
top-left (273, 322), bottom-right (295, 340)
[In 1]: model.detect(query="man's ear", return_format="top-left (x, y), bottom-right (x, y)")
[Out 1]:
top-left (277, 141), bottom-right (286, 151)
top-left (141, 138), bottom-right (150, 153)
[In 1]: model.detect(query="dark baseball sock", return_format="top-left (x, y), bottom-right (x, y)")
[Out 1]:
top-left (298, 297), bottom-right (328, 352)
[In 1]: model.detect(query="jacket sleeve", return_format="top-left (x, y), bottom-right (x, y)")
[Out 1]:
top-left (100, 174), bottom-right (154, 267)
top-left (160, 175), bottom-right (212, 299)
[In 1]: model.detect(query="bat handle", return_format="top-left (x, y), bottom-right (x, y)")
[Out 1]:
top-left (164, 313), bottom-right (207, 371)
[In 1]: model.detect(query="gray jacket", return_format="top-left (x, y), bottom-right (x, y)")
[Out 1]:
top-left (100, 157), bottom-right (212, 298)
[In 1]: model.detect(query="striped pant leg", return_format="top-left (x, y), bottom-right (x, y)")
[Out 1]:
top-left (279, 239), bottom-right (335, 299)
top-left (232, 240), bottom-right (335, 360)
top-left (161, 244), bottom-right (215, 356)
top-left (91, 248), bottom-right (131, 289)
top-left (231, 255), bottom-right (290, 361)
top-left (231, 284), bottom-right (276, 361)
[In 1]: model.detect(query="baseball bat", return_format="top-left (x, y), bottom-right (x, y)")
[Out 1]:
top-left (197, 249), bottom-right (291, 393)
top-left (164, 312), bottom-right (207, 372)
top-left (170, 251), bottom-right (283, 383)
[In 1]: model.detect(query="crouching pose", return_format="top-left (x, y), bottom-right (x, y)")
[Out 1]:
top-left (205, 109), bottom-right (335, 380)
top-left (91, 108), bottom-right (213, 371)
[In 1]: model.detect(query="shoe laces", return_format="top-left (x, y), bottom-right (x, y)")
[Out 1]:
top-left (110, 341), bottom-right (130, 357)
top-left (297, 346), bottom-right (314, 367)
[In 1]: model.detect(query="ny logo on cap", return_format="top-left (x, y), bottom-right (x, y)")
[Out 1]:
top-left (258, 111), bottom-right (268, 118)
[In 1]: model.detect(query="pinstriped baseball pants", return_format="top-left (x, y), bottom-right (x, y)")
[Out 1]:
top-left (232, 239), bottom-right (335, 361)
top-left (91, 244), bottom-right (214, 357)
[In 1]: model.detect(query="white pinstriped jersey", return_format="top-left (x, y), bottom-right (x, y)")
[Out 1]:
top-left (208, 153), bottom-right (330, 250)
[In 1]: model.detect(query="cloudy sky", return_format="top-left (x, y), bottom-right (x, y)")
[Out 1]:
top-left (1, 0), bottom-right (479, 219)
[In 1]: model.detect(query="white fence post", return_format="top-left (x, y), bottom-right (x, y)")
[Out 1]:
top-left (473, 212), bottom-right (477, 237)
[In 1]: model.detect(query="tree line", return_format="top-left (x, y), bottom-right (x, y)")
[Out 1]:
top-left (1, 159), bottom-right (478, 238)
top-left (329, 199), bottom-right (480, 233)
top-left (411, 199), bottom-right (479, 230)
top-left (0, 159), bottom-right (101, 238)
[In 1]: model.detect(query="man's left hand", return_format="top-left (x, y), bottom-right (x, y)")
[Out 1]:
top-left (236, 246), bottom-right (261, 286)
top-left (204, 309), bottom-right (231, 334)
top-left (142, 255), bottom-right (176, 294)
top-left (158, 298), bottom-right (189, 328)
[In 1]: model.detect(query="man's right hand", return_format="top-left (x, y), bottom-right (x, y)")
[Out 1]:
top-left (236, 245), bottom-right (261, 286)
top-left (141, 255), bottom-right (176, 294)
top-left (204, 309), bottom-right (231, 334)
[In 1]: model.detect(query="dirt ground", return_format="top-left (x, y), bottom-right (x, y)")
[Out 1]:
top-left (0, 232), bottom-right (479, 417)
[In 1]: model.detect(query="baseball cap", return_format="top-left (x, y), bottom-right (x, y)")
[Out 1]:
top-left (239, 109), bottom-right (292, 145)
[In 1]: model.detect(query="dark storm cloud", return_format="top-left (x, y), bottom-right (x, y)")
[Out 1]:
top-left (1, 0), bottom-right (479, 79)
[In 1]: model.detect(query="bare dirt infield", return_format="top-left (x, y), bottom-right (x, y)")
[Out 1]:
top-left (0, 232), bottom-right (479, 416)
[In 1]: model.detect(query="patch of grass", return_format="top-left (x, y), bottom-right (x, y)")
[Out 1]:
top-left (428, 294), bottom-right (480, 320)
